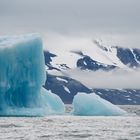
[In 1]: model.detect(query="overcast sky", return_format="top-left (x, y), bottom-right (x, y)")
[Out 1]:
top-left (0, 0), bottom-right (140, 89)
top-left (0, 0), bottom-right (140, 47)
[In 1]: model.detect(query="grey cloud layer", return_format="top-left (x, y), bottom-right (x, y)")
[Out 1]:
top-left (0, 0), bottom-right (140, 34)
top-left (65, 69), bottom-right (140, 89)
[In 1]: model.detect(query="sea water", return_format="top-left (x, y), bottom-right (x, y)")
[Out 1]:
top-left (0, 105), bottom-right (139, 140)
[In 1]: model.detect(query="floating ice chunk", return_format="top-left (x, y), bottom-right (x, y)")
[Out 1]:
top-left (41, 88), bottom-right (65, 114)
top-left (72, 93), bottom-right (126, 116)
top-left (0, 33), bottom-right (64, 116)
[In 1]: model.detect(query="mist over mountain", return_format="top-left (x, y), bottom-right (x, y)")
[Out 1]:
top-left (43, 38), bottom-right (140, 104)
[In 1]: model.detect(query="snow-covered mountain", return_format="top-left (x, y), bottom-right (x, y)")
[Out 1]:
top-left (43, 39), bottom-right (140, 104)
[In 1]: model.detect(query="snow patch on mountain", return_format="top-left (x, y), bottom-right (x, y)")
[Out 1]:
top-left (45, 39), bottom-right (130, 71)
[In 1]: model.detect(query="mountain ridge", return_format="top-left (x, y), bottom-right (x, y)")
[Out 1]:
top-left (44, 40), bottom-right (140, 104)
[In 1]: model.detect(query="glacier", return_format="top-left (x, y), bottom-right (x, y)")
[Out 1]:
top-left (72, 93), bottom-right (126, 116)
top-left (0, 34), bottom-right (64, 116)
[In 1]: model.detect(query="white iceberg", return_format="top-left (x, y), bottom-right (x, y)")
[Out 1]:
top-left (72, 92), bottom-right (126, 116)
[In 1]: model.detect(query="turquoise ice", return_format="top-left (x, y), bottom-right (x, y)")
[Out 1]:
top-left (0, 34), bottom-right (64, 116)
top-left (72, 92), bottom-right (126, 116)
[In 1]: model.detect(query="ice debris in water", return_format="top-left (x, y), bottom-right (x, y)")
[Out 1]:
top-left (72, 92), bottom-right (127, 116)
top-left (0, 33), bottom-right (64, 116)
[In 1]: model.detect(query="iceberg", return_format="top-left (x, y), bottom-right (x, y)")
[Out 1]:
top-left (0, 33), bottom-right (64, 116)
top-left (41, 88), bottom-right (65, 114)
top-left (72, 92), bottom-right (126, 116)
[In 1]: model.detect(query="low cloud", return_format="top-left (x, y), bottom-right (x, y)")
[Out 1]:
top-left (62, 68), bottom-right (140, 89)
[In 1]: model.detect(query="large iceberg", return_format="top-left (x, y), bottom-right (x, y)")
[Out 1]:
top-left (0, 34), bottom-right (64, 116)
top-left (72, 93), bottom-right (126, 116)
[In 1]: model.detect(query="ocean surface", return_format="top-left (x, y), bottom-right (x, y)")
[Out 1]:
top-left (0, 105), bottom-right (140, 140)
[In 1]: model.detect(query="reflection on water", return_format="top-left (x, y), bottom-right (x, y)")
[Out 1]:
top-left (0, 105), bottom-right (139, 140)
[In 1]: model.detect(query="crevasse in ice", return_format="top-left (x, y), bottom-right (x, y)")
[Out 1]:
top-left (0, 33), bottom-right (64, 116)
top-left (72, 92), bottom-right (126, 116)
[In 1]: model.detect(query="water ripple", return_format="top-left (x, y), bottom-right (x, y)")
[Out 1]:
top-left (0, 105), bottom-right (139, 140)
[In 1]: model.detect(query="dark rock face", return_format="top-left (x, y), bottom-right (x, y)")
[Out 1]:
top-left (77, 56), bottom-right (116, 71)
top-left (133, 49), bottom-right (140, 62)
top-left (116, 47), bottom-right (140, 67)
top-left (44, 74), bottom-right (92, 104)
top-left (44, 51), bottom-right (56, 65)
top-left (94, 89), bottom-right (140, 105)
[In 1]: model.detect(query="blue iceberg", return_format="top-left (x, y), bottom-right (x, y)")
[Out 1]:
top-left (0, 34), bottom-right (64, 116)
top-left (41, 87), bottom-right (65, 114)
top-left (72, 93), bottom-right (126, 116)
